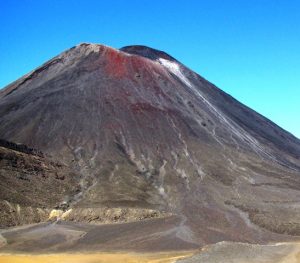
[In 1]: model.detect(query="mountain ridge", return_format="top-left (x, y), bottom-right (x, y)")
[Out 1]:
top-left (4, 42), bottom-right (299, 150)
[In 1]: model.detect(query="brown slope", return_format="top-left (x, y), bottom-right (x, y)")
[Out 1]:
top-left (0, 139), bottom-right (79, 227)
top-left (0, 43), bottom-right (299, 247)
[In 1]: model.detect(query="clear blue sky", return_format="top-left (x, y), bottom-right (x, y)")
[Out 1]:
top-left (1, 0), bottom-right (299, 138)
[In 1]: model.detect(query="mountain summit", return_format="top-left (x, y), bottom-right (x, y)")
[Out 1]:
top-left (0, 43), bottom-right (300, 250)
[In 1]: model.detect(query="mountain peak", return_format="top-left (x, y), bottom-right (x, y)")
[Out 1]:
top-left (1, 43), bottom-right (300, 250)
top-left (120, 45), bottom-right (177, 62)
top-left (72, 43), bottom-right (177, 63)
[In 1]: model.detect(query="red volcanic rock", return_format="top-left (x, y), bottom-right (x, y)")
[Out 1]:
top-left (0, 43), bottom-right (300, 247)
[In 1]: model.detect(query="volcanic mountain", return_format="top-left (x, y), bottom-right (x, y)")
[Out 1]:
top-left (0, 43), bottom-right (300, 251)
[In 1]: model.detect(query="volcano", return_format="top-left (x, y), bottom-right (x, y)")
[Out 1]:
top-left (0, 43), bottom-right (300, 253)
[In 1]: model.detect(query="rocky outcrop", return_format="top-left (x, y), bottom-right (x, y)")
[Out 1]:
top-left (60, 207), bottom-right (171, 224)
top-left (0, 142), bottom-right (79, 227)
top-left (0, 139), bottom-right (43, 157)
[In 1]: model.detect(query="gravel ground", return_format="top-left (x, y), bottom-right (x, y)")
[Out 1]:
top-left (176, 241), bottom-right (300, 263)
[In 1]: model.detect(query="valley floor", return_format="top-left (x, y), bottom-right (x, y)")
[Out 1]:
top-left (0, 243), bottom-right (300, 263)
top-left (1, 220), bottom-right (300, 263)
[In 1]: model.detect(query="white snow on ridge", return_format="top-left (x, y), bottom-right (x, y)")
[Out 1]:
top-left (158, 57), bottom-right (277, 162)
top-left (158, 58), bottom-right (193, 88)
top-left (157, 57), bottom-right (240, 137)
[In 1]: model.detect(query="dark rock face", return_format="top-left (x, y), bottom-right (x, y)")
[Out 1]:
top-left (0, 139), bottom-right (43, 157)
top-left (0, 43), bottom-right (300, 246)
top-left (0, 140), bottom-right (79, 227)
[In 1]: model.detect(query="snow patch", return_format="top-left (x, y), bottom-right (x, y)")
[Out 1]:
top-left (159, 57), bottom-right (278, 162)
top-left (176, 168), bottom-right (190, 190)
top-left (158, 58), bottom-right (193, 88)
top-left (158, 186), bottom-right (167, 198)
top-left (157, 160), bottom-right (168, 198)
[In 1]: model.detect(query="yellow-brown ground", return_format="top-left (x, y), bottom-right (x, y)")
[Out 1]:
top-left (0, 251), bottom-right (194, 263)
